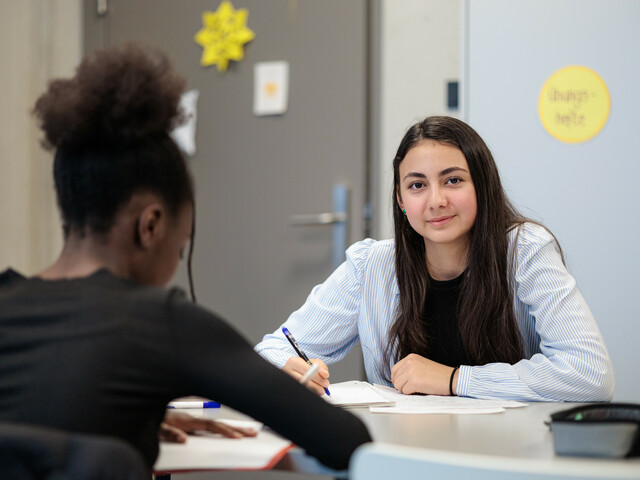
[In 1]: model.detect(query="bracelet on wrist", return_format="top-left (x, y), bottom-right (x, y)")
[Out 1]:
top-left (449, 366), bottom-right (459, 396)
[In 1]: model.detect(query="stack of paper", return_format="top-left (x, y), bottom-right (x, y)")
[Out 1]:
top-left (324, 381), bottom-right (526, 414)
top-left (369, 384), bottom-right (526, 414)
top-left (323, 381), bottom-right (394, 407)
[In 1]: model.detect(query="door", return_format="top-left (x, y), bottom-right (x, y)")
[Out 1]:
top-left (84, 0), bottom-right (369, 381)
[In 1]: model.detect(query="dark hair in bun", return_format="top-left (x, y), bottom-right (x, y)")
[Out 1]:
top-left (33, 42), bottom-right (193, 235)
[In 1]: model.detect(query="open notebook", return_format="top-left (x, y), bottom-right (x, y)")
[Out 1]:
top-left (154, 419), bottom-right (292, 473)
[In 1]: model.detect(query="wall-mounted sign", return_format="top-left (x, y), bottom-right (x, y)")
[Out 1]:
top-left (538, 65), bottom-right (610, 144)
top-left (194, 0), bottom-right (255, 72)
top-left (253, 61), bottom-right (289, 116)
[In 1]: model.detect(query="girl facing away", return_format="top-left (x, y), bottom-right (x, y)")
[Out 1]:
top-left (0, 43), bottom-right (371, 472)
top-left (256, 116), bottom-right (614, 402)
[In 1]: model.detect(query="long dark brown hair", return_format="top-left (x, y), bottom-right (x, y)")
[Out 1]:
top-left (385, 116), bottom-right (532, 372)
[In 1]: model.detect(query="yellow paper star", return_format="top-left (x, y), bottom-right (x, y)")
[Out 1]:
top-left (194, 1), bottom-right (255, 72)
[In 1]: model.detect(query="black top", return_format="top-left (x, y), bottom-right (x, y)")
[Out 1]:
top-left (0, 269), bottom-right (370, 470)
top-left (420, 273), bottom-right (471, 368)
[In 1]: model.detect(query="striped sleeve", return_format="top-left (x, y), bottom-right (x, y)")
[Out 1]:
top-left (254, 239), bottom-right (375, 367)
top-left (457, 223), bottom-right (615, 402)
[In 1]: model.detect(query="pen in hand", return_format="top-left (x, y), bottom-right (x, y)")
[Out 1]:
top-left (282, 327), bottom-right (331, 396)
top-left (299, 363), bottom-right (319, 386)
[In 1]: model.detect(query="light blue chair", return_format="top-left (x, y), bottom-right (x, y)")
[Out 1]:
top-left (349, 443), bottom-right (639, 480)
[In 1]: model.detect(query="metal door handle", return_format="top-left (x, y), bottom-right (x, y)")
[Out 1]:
top-left (288, 212), bottom-right (347, 226)
top-left (287, 184), bottom-right (349, 268)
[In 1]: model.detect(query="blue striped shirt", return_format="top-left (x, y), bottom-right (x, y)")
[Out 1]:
top-left (255, 223), bottom-right (614, 402)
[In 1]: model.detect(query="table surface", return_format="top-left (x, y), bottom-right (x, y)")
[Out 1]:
top-left (157, 401), bottom-right (640, 475)
top-left (355, 402), bottom-right (639, 469)
top-left (357, 402), bottom-right (568, 458)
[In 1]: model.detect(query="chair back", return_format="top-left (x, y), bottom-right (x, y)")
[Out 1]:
top-left (0, 422), bottom-right (149, 480)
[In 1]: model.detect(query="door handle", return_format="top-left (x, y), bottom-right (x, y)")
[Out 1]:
top-left (288, 184), bottom-right (349, 269)
top-left (287, 212), bottom-right (347, 225)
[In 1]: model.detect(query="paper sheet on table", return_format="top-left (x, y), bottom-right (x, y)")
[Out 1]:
top-left (369, 384), bottom-right (527, 414)
top-left (155, 419), bottom-right (292, 472)
top-left (323, 381), bottom-right (395, 407)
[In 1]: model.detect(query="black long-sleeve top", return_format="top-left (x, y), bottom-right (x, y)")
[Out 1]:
top-left (0, 269), bottom-right (371, 470)
top-left (419, 273), bottom-right (471, 368)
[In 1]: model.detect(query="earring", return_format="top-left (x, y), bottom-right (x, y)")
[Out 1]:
top-left (402, 209), bottom-right (406, 215)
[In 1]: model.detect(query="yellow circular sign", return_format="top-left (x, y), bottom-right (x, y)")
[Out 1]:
top-left (538, 65), bottom-right (610, 143)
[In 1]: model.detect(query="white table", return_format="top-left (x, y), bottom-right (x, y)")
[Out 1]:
top-left (154, 402), bottom-right (640, 478)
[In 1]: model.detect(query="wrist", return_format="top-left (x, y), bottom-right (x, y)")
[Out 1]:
top-left (449, 366), bottom-right (459, 396)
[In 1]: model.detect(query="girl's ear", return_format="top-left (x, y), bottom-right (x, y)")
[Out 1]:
top-left (136, 203), bottom-right (167, 250)
top-left (396, 185), bottom-right (404, 212)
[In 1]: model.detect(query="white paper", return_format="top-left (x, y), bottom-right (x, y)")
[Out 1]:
top-left (322, 381), bottom-right (395, 407)
top-left (253, 61), bottom-right (289, 116)
top-left (155, 422), bottom-right (290, 471)
top-left (214, 419), bottom-right (263, 431)
top-left (171, 89), bottom-right (199, 156)
top-left (368, 384), bottom-right (527, 414)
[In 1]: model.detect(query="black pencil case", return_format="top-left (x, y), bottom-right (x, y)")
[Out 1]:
top-left (550, 403), bottom-right (640, 458)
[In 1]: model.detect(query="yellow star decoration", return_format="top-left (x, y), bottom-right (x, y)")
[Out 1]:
top-left (194, 1), bottom-right (255, 72)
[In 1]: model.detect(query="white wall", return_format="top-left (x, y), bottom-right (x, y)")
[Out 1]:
top-left (374, 0), bottom-right (461, 238)
top-left (0, 0), bottom-right (82, 274)
top-left (464, 0), bottom-right (640, 401)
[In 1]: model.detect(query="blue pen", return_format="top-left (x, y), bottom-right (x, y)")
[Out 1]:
top-left (167, 401), bottom-right (221, 409)
top-left (282, 327), bottom-right (331, 396)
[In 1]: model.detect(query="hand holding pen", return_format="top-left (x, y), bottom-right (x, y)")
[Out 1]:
top-left (282, 327), bottom-right (331, 396)
top-left (299, 363), bottom-right (319, 386)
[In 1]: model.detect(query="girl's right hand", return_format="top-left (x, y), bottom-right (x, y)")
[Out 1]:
top-left (283, 357), bottom-right (331, 396)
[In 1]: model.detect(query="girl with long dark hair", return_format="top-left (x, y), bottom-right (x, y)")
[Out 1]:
top-left (257, 116), bottom-right (614, 402)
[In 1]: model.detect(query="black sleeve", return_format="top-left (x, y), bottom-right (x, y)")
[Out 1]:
top-left (168, 299), bottom-right (372, 470)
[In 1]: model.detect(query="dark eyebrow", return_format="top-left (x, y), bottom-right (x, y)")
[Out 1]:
top-left (440, 166), bottom-right (468, 176)
top-left (402, 172), bottom-right (426, 182)
top-left (402, 167), bottom-right (468, 183)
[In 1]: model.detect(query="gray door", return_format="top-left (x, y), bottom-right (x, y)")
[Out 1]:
top-left (84, 0), bottom-right (369, 382)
